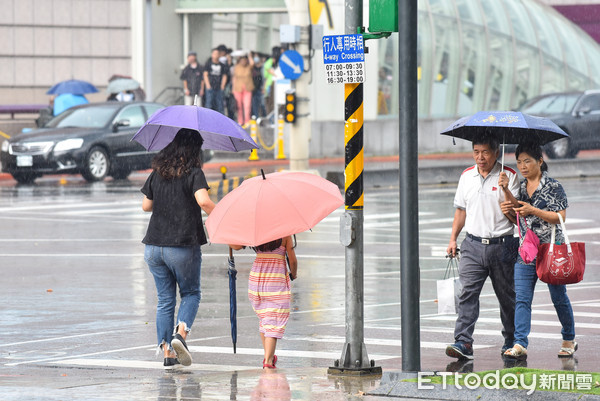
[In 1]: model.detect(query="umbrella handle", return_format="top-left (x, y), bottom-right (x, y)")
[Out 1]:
top-left (229, 246), bottom-right (233, 259)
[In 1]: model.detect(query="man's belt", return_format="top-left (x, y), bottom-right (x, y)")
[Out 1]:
top-left (466, 233), bottom-right (513, 245)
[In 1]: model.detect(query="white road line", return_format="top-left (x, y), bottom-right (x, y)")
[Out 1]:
top-left (423, 316), bottom-right (600, 329)
top-left (0, 329), bottom-right (122, 347)
top-left (187, 346), bottom-right (397, 361)
top-left (56, 207), bottom-right (144, 216)
top-left (53, 358), bottom-right (257, 371)
top-left (4, 336), bottom-right (228, 367)
top-left (328, 271), bottom-right (400, 279)
top-left (0, 201), bottom-right (139, 212)
top-left (0, 253), bottom-right (437, 261)
top-left (420, 327), bottom-right (566, 340)
top-left (532, 310), bottom-right (600, 318)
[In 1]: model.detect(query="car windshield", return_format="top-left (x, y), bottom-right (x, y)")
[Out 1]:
top-left (46, 105), bottom-right (119, 129)
top-left (521, 94), bottom-right (580, 116)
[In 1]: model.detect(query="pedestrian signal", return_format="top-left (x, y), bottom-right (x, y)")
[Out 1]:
top-left (284, 90), bottom-right (296, 124)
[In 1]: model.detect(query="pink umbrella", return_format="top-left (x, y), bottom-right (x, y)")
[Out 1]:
top-left (205, 171), bottom-right (343, 247)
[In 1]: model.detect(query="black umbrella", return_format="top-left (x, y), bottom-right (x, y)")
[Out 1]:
top-left (441, 111), bottom-right (569, 168)
top-left (228, 247), bottom-right (237, 354)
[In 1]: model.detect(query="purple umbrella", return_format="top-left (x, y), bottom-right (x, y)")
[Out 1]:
top-left (132, 105), bottom-right (259, 152)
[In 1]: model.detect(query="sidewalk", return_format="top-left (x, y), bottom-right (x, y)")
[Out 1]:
top-left (2, 150), bottom-right (599, 185)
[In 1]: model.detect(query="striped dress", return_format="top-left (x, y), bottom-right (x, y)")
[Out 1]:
top-left (248, 245), bottom-right (291, 339)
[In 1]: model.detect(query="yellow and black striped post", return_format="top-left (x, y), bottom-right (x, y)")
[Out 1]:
top-left (330, 80), bottom-right (379, 375)
top-left (344, 83), bottom-right (364, 210)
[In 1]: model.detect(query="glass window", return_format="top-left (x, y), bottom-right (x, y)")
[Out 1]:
top-left (521, 93), bottom-right (580, 115)
top-left (115, 105), bottom-right (146, 128)
top-left (576, 94), bottom-right (600, 112)
top-left (47, 106), bottom-right (118, 128)
top-left (144, 104), bottom-right (163, 118)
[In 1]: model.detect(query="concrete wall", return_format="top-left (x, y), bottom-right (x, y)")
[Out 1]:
top-left (309, 117), bottom-right (470, 158)
top-left (0, 0), bottom-right (131, 104)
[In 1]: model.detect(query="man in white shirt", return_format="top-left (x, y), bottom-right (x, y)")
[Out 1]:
top-left (445, 134), bottom-right (520, 360)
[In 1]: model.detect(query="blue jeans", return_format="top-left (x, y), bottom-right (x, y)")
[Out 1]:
top-left (514, 262), bottom-right (575, 348)
top-left (145, 245), bottom-right (202, 348)
top-left (205, 89), bottom-right (224, 113)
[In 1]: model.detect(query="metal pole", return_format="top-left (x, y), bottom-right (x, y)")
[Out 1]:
top-left (144, 0), bottom-right (153, 100)
top-left (183, 13), bottom-right (189, 65)
top-left (328, 0), bottom-right (380, 376)
top-left (399, 0), bottom-right (421, 372)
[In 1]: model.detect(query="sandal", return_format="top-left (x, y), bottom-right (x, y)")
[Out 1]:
top-left (263, 355), bottom-right (278, 369)
top-left (558, 341), bottom-right (578, 358)
top-left (503, 344), bottom-right (527, 359)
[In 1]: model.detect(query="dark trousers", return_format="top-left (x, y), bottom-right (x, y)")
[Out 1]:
top-left (454, 235), bottom-right (517, 345)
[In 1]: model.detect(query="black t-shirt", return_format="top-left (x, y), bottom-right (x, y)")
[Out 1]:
top-left (180, 63), bottom-right (203, 96)
top-left (141, 167), bottom-right (210, 246)
top-left (204, 60), bottom-right (228, 90)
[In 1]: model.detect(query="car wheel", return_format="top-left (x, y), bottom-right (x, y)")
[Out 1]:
top-left (545, 137), bottom-right (577, 159)
top-left (11, 172), bottom-right (38, 184)
top-left (111, 168), bottom-right (132, 180)
top-left (82, 146), bottom-right (110, 182)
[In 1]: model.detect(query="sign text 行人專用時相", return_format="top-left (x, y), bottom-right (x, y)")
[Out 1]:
top-left (322, 34), bottom-right (365, 84)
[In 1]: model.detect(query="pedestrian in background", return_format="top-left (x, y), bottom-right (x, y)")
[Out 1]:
top-left (251, 52), bottom-right (266, 119)
top-left (181, 52), bottom-right (204, 106)
top-left (231, 237), bottom-right (297, 368)
top-left (141, 129), bottom-right (215, 369)
top-left (232, 54), bottom-right (255, 126)
top-left (263, 46), bottom-right (282, 115)
top-left (445, 133), bottom-right (520, 360)
top-left (500, 143), bottom-right (576, 359)
top-left (204, 49), bottom-right (228, 113)
top-left (217, 45), bottom-right (236, 120)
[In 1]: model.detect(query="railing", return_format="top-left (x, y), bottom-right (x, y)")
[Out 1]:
top-left (153, 87), bottom-right (185, 106)
top-left (0, 104), bottom-right (47, 119)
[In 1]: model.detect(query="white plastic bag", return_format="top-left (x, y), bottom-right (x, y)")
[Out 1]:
top-left (437, 257), bottom-right (462, 314)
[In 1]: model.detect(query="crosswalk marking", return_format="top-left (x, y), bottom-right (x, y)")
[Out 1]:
top-left (419, 326), bottom-right (566, 340)
top-left (186, 346), bottom-right (397, 361)
top-left (423, 316), bottom-right (600, 329)
top-left (532, 309), bottom-right (600, 318)
top-left (53, 358), bottom-right (256, 371)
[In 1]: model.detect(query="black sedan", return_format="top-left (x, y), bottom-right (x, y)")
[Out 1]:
top-left (519, 90), bottom-right (600, 159)
top-left (1, 102), bottom-right (163, 183)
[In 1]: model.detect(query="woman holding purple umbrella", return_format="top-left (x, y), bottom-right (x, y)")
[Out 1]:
top-left (141, 128), bottom-right (215, 369)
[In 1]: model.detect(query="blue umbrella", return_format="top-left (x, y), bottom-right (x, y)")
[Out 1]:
top-left (441, 111), bottom-right (569, 167)
top-left (228, 247), bottom-right (237, 354)
top-left (53, 93), bottom-right (88, 116)
top-left (47, 79), bottom-right (98, 96)
top-left (132, 105), bottom-right (259, 152)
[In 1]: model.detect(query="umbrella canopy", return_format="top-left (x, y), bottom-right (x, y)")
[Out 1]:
top-left (132, 105), bottom-right (259, 152)
top-left (206, 171), bottom-right (344, 247)
top-left (47, 79), bottom-right (98, 96)
top-left (106, 78), bottom-right (140, 94)
top-left (53, 93), bottom-right (88, 116)
top-left (441, 111), bottom-right (568, 145)
top-left (228, 247), bottom-right (237, 354)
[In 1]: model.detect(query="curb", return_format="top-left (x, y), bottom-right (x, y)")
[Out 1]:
top-left (207, 176), bottom-right (245, 200)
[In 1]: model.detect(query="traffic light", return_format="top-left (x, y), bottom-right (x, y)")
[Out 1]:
top-left (284, 90), bottom-right (296, 124)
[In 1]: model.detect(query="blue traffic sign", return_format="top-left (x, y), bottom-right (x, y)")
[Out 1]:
top-left (322, 34), bottom-right (365, 64)
top-left (279, 50), bottom-right (304, 80)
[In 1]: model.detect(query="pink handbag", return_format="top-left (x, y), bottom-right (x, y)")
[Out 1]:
top-left (517, 212), bottom-right (540, 264)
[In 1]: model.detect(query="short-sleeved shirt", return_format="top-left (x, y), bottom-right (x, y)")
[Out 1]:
top-left (454, 162), bottom-right (520, 238)
top-left (204, 60), bottom-right (228, 90)
top-left (141, 167), bottom-right (210, 246)
top-left (180, 63), bottom-right (204, 96)
top-left (516, 171), bottom-right (568, 264)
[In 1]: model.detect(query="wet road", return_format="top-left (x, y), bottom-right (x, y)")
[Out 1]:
top-left (0, 171), bottom-right (599, 400)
